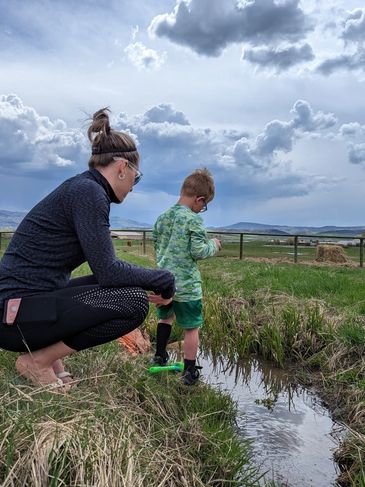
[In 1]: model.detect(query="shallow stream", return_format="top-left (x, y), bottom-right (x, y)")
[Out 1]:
top-left (198, 354), bottom-right (343, 487)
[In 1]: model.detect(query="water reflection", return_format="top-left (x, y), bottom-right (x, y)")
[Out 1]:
top-left (199, 353), bottom-right (342, 487)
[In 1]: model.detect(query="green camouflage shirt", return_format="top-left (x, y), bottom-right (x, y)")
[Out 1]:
top-left (153, 204), bottom-right (218, 302)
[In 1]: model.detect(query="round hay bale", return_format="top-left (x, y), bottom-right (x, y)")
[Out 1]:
top-left (315, 244), bottom-right (349, 263)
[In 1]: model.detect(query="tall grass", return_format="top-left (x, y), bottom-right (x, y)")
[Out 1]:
top-left (116, 245), bottom-right (365, 485)
top-left (199, 259), bottom-right (365, 486)
top-left (0, 344), bottom-right (260, 486)
top-left (0, 246), bottom-right (263, 486)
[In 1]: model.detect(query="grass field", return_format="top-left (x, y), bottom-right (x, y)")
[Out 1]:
top-left (103, 233), bottom-right (364, 265)
top-left (1, 238), bottom-right (364, 485)
top-left (1, 231), bottom-right (364, 264)
top-left (116, 244), bottom-right (365, 485)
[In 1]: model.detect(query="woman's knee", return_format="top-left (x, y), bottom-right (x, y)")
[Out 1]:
top-left (126, 287), bottom-right (149, 324)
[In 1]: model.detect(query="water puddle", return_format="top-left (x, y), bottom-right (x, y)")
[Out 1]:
top-left (198, 354), bottom-right (343, 486)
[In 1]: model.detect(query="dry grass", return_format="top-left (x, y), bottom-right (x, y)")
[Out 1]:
top-left (315, 245), bottom-right (350, 264)
top-left (200, 288), bottom-right (365, 486)
top-left (245, 256), bottom-right (357, 267)
top-left (0, 343), bottom-right (259, 487)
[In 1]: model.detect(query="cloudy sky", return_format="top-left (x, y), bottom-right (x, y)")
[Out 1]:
top-left (1, 0), bottom-right (365, 227)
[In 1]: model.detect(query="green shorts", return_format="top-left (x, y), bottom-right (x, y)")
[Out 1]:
top-left (156, 299), bottom-right (203, 329)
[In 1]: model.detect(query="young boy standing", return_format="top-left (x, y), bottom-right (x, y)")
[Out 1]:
top-left (150, 169), bottom-right (221, 385)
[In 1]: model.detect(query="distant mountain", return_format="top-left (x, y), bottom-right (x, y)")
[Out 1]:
top-left (1, 210), bottom-right (364, 236)
top-left (0, 210), bottom-right (27, 229)
top-left (109, 216), bottom-right (151, 229)
top-left (214, 221), bottom-right (365, 237)
top-left (0, 210), bottom-right (151, 230)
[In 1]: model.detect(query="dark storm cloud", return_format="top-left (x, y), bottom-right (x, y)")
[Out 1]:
top-left (149, 0), bottom-right (312, 57)
top-left (243, 43), bottom-right (314, 71)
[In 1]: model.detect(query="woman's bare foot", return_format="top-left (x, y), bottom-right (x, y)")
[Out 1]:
top-left (15, 342), bottom-right (75, 390)
top-left (16, 353), bottom-right (60, 386)
top-left (52, 359), bottom-right (73, 385)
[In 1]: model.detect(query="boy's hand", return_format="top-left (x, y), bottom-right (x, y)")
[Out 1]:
top-left (148, 294), bottom-right (173, 307)
top-left (213, 238), bottom-right (222, 251)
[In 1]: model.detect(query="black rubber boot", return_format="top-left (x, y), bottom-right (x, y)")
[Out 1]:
top-left (150, 351), bottom-right (169, 366)
top-left (182, 365), bottom-right (202, 385)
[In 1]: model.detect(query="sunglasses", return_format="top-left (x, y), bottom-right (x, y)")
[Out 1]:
top-left (114, 158), bottom-right (143, 185)
top-left (199, 198), bottom-right (208, 212)
top-left (128, 162), bottom-right (143, 185)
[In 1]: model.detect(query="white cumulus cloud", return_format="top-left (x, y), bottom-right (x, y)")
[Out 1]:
top-left (348, 143), bottom-right (365, 166)
top-left (0, 94), bottom-right (87, 176)
top-left (124, 42), bottom-right (166, 70)
top-left (317, 8), bottom-right (365, 74)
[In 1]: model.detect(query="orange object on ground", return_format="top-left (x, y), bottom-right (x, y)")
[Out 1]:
top-left (117, 328), bottom-right (151, 356)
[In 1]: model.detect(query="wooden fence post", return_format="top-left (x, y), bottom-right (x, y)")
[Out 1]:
top-left (294, 235), bottom-right (298, 263)
top-left (360, 238), bottom-right (364, 268)
top-left (239, 234), bottom-right (243, 260)
top-left (143, 231), bottom-right (146, 255)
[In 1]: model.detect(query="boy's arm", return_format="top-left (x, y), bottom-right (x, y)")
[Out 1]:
top-left (190, 216), bottom-right (219, 260)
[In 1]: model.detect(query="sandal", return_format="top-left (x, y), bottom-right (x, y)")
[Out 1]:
top-left (56, 371), bottom-right (74, 384)
top-left (56, 370), bottom-right (76, 388)
top-left (43, 378), bottom-right (72, 393)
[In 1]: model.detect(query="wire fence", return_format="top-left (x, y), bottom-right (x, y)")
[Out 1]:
top-left (0, 229), bottom-right (364, 267)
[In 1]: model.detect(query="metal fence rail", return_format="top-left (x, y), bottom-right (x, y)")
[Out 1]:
top-left (1, 229), bottom-right (364, 267)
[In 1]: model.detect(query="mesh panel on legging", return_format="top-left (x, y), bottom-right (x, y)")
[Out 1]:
top-left (64, 286), bottom-right (149, 350)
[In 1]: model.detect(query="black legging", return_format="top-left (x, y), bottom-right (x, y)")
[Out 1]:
top-left (0, 275), bottom-right (149, 352)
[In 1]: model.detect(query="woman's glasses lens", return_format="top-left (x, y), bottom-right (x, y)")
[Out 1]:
top-left (134, 171), bottom-right (143, 185)
top-left (127, 162), bottom-right (143, 185)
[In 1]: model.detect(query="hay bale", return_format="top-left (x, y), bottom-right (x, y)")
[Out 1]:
top-left (315, 244), bottom-right (349, 263)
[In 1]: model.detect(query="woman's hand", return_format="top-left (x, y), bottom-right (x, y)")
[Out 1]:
top-left (148, 294), bottom-right (173, 307)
